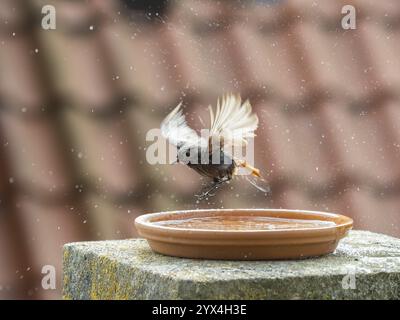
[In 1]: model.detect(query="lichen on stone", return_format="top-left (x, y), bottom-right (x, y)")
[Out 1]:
top-left (63, 231), bottom-right (400, 299)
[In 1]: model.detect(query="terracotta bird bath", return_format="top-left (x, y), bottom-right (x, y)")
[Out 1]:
top-left (135, 209), bottom-right (353, 260)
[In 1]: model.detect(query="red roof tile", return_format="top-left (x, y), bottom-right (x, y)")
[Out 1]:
top-left (64, 110), bottom-right (140, 198)
top-left (382, 99), bottom-right (400, 150)
top-left (320, 101), bottom-right (400, 189)
top-left (15, 195), bottom-right (91, 298)
top-left (84, 192), bottom-right (141, 239)
top-left (230, 13), bottom-right (312, 105)
top-left (294, 21), bottom-right (379, 105)
top-left (0, 0), bottom-right (30, 34)
top-left (359, 21), bottom-right (400, 99)
top-left (40, 30), bottom-right (120, 114)
top-left (355, 0), bottom-right (400, 24)
top-left (38, 0), bottom-right (100, 33)
top-left (0, 205), bottom-right (33, 299)
top-left (345, 186), bottom-right (400, 237)
top-left (166, 0), bottom-right (240, 100)
top-left (62, 108), bottom-right (141, 198)
top-left (275, 184), bottom-right (346, 214)
top-left (100, 17), bottom-right (181, 111)
top-left (0, 111), bottom-right (75, 199)
top-left (0, 33), bottom-right (50, 114)
top-left (256, 102), bottom-right (337, 190)
top-left (0, 145), bottom-right (10, 202)
top-left (287, 0), bottom-right (346, 25)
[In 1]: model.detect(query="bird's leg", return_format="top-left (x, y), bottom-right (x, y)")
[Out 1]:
top-left (195, 177), bottom-right (228, 200)
top-left (195, 181), bottom-right (222, 200)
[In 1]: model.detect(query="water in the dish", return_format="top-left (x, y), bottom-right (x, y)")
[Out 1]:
top-left (154, 215), bottom-right (336, 231)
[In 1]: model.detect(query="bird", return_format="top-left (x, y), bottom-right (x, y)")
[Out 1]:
top-left (161, 93), bottom-right (269, 200)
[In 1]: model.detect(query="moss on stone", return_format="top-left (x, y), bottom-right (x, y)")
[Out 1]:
top-left (63, 231), bottom-right (400, 300)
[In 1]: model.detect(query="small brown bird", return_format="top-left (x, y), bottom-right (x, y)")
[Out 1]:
top-left (161, 93), bottom-right (269, 199)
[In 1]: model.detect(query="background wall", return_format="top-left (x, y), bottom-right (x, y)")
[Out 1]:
top-left (0, 0), bottom-right (399, 299)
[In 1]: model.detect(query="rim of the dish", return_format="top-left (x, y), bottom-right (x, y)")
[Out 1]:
top-left (135, 208), bottom-right (353, 237)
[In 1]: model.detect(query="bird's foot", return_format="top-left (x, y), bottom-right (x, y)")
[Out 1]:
top-left (195, 180), bottom-right (224, 201)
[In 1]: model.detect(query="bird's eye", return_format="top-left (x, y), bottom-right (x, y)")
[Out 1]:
top-left (185, 151), bottom-right (190, 157)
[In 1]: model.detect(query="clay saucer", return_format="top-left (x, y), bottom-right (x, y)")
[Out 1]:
top-left (134, 209), bottom-right (353, 260)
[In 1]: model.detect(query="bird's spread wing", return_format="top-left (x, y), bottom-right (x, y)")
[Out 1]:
top-left (208, 93), bottom-right (258, 148)
top-left (161, 102), bottom-right (206, 151)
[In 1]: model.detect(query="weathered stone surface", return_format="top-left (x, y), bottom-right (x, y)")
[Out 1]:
top-left (63, 231), bottom-right (400, 299)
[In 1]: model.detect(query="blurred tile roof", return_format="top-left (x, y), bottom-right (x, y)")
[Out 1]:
top-left (0, 0), bottom-right (400, 299)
